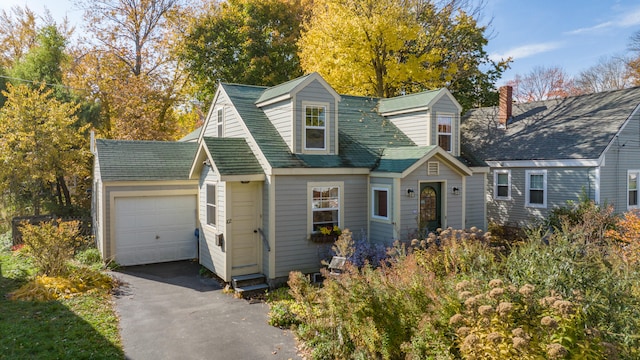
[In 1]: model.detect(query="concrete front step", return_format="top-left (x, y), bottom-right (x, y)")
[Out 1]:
top-left (232, 273), bottom-right (266, 289)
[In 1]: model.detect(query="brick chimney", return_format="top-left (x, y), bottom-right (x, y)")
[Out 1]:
top-left (498, 86), bottom-right (513, 127)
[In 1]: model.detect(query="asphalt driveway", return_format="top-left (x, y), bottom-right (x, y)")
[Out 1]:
top-left (110, 261), bottom-right (301, 360)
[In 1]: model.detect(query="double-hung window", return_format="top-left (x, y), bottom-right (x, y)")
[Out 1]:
top-left (525, 170), bottom-right (547, 208)
top-left (305, 105), bottom-right (326, 150)
top-left (437, 115), bottom-right (453, 152)
top-left (628, 170), bottom-right (640, 209)
top-left (206, 184), bottom-right (217, 226)
top-left (310, 184), bottom-right (340, 232)
top-left (494, 170), bottom-right (511, 200)
top-left (371, 187), bottom-right (389, 220)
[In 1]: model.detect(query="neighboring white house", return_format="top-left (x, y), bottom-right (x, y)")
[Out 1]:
top-left (93, 72), bottom-right (488, 286)
top-left (462, 85), bottom-right (640, 227)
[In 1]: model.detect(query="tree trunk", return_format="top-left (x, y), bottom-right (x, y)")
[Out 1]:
top-left (57, 175), bottom-right (72, 208)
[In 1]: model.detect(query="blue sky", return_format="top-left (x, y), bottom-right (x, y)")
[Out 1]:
top-left (3, 0), bottom-right (640, 85)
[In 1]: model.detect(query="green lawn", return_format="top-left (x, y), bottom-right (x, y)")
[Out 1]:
top-left (0, 248), bottom-right (124, 359)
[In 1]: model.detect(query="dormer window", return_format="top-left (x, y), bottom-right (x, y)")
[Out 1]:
top-left (437, 115), bottom-right (452, 152)
top-left (305, 105), bottom-right (326, 150)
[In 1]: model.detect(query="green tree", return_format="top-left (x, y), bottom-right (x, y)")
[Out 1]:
top-left (180, 0), bottom-right (306, 101)
top-left (0, 83), bottom-right (90, 215)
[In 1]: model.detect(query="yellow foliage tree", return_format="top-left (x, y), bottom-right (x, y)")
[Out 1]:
top-left (0, 83), bottom-right (90, 215)
top-left (299, 0), bottom-right (447, 98)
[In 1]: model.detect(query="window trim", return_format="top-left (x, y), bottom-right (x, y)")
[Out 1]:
top-left (493, 169), bottom-right (512, 200)
top-left (436, 114), bottom-right (453, 152)
top-left (628, 170), bottom-right (640, 209)
top-left (302, 101), bottom-right (330, 153)
top-left (371, 186), bottom-right (391, 221)
top-left (525, 169), bottom-right (547, 208)
top-left (307, 181), bottom-right (343, 234)
top-left (206, 183), bottom-right (217, 227)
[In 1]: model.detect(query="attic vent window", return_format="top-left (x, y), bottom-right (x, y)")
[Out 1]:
top-left (217, 108), bottom-right (224, 138)
top-left (428, 162), bottom-right (439, 176)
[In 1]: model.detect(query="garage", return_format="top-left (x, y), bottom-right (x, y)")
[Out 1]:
top-left (114, 195), bottom-right (197, 266)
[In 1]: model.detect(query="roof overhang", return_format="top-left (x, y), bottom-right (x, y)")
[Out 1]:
top-left (486, 159), bottom-right (601, 168)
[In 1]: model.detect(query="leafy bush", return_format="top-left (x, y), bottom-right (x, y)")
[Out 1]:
top-left (75, 248), bottom-right (102, 267)
top-left (0, 231), bottom-right (12, 251)
top-left (19, 219), bottom-right (82, 276)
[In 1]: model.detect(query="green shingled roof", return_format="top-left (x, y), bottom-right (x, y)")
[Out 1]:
top-left (96, 139), bottom-right (197, 181)
top-left (255, 73), bottom-right (314, 104)
top-left (179, 126), bottom-right (202, 142)
top-left (378, 89), bottom-right (442, 114)
top-left (222, 84), bottom-right (417, 169)
top-left (374, 146), bottom-right (438, 173)
top-left (203, 137), bottom-right (263, 175)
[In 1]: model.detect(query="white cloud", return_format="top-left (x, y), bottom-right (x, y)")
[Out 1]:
top-left (566, 6), bottom-right (640, 34)
top-left (489, 42), bottom-right (563, 61)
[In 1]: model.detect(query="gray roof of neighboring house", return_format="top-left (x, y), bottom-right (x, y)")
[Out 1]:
top-left (202, 137), bottom-right (263, 175)
top-left (222, 83), bottom-right (417, 169)
top-left (461, 86), bottom-right (640, 162)
top-left (95, 139), bottom-right (197, 181)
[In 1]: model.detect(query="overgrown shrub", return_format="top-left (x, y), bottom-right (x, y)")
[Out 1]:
top-left (20, 219), bottom-right (82, 276)
top-left (407, 227), bottom-right (498, 280)
top-left (289, 253), bottom-right (439, 360)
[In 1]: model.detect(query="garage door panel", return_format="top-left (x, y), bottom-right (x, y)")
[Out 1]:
top-left (115, 195), bottom-right (197, 266)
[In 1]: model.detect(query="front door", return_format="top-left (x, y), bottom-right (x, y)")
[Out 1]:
top-left (229, 182), bottom-right (261, 276)
top-left (419, 182), bottom-right (442, 234)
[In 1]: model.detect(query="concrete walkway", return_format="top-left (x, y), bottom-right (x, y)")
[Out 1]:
top-left (110, 261), bottom-right (301, 360)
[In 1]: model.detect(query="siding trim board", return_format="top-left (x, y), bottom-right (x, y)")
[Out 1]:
top-left (487, 159), bottom-right (600, 168)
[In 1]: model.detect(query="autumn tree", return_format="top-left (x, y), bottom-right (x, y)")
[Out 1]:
top-left (70, 0), bottom-right (193, 140)
top-left (0, 83), bottom-right (90, 215)
top-left (0, 6), bottom-right (38, 70)
top-left (180, 0), bottom-right (307, 101)
top-left (627, 30), bottom-right (640, 86)
top-left (299, 0), bottom-right (507, 106)
top-left (506, 66), bottom-right (576, 102)
top-left (574, 56), bottom-right (633, 94)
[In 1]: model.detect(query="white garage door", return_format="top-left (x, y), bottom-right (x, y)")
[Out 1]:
top-left (115, 195), bottom-right (197, 266)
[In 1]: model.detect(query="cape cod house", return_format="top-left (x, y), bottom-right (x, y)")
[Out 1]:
top-left (93, 72), bottom-right (488, 286)
top-left (462, 85), bottom-right (640, 227)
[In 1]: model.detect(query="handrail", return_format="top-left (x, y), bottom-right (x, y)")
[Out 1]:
top-left (257, 228), bottom-right (270, 252)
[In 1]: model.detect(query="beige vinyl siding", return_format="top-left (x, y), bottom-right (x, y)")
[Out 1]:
top-left (600, 110), bottom-right (640, 212)
top-left (294, 79), bottom-right (338, 154)
top-left (399, 159), bottom-right (464, 239)
top-left (488, 167), bottom-right (596, 227)
top-left (465, 172), bottom-right (487, 230)
top-left (198, 166), bottom-right (227, 279)
top-left (273, 174), bottom-right (368, 277)
top-left (263, 101), bottom-right (293, 150)
top-left (431, 96), bottom-right (461, 156)
top-left (102, 183), bottom-right (198, 260)
top-left (387, 111), bottom-right (430, 146)
top-left (369, 177), bottom-right (395, 244)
